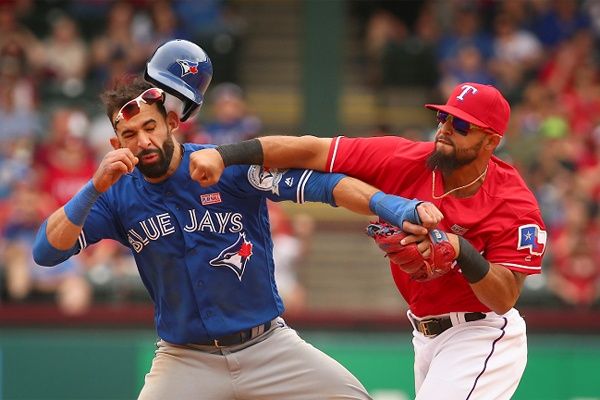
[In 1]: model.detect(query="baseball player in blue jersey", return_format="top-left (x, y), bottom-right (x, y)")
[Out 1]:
top-left (32, 40), bottom-right (443, 400)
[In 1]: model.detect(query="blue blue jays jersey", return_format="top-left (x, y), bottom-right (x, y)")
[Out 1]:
top-left (75, 143), bottom-right (342, 345)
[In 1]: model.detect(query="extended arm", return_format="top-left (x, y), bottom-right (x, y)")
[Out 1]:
top-left (333, 177), bottom-right (442, 231)
top-left (189, 137), bottom-right (331, 187)
top-left (191, 143), bottom-right (443, 231)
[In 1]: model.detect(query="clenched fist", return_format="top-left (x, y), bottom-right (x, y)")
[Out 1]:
top-left (189, 148), bottom-right (226, 187)
top-left (93, 148), bottom-right (138, 192)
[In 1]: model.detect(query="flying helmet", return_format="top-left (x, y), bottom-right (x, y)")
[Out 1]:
top-left (145, 39), bottom-right (213, 121)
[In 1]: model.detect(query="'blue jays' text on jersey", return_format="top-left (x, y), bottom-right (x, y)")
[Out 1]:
top-left (74, 143), bottom-right (340, 345)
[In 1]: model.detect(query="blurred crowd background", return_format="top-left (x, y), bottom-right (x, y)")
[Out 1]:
top-left (1, 0), bottom-right (600, 317)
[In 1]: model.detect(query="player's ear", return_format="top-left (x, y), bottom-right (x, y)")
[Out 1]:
top-left (485, 134), bottom-right (501, 151)
top-left (110, 136), bottom-right (121, 150)
top-left (166, 111), bottom-right (180, 133)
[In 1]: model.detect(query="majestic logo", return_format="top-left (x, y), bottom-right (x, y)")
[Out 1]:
top-left (247, 165), bottom-right (286, 195)
top-left (209, 232), bottom-right (254, 280)
top-left (456, 84), bottom-right (478, 101)
top-left (517, 224), bottom-right (547, 256)
top-left (200, 192), bottom-right (222, 205)
top-left (176, 59), bottom-right (199, 77)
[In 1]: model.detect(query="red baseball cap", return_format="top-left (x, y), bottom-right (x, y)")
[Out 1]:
top-left (425, 82), bottom-right (510, 136)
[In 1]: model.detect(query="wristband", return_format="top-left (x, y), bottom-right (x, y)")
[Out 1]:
top-left (216, 139), bottom-right (264, 167)
top-left (63, 180), bottom-right (101, 226)
top-left (369, 191), bottom-right (422, 226)
top-left (456, 236), bottom-right (490, 283)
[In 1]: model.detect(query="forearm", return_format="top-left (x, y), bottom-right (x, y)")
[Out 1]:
top-left (45, 208), bottom-right (85, 250)
top-left (217, 135), bottom-right (331, 170)
top-left (259, 135), bottom-right (332, 170)
top-left (332, 177), bottom-right (379, 215)
top-left (32, 211), bottom-right (83, 266)
top-left (470, 265), bottom-right (524, 314)
top-left (33, 180), bottom-right (100, 266)
top-left (451, 234), bottom-right (524, 314)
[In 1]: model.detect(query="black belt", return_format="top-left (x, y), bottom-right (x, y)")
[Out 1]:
top-left (410, 312), bottom-right (486, 337)
top-left (194, 320), bottom-right (274, 348)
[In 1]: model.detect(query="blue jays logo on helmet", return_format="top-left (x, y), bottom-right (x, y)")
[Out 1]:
top-left (177, 59), bottom-right (199, 77)
top-left (209, 233), bottom-right (254, 280)
top-left (145, 39), bottom-right (213, 121)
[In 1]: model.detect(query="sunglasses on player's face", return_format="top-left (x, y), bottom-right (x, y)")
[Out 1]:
top-left (436, 111), bottom-right (488, 136)
top-left (114, 88), bottom-right (165, 126)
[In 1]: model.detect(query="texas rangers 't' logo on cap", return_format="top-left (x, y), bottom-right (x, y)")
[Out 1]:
top-left (209, 232), bottom-right (254, 280)
top-left (176, 59), bottom-right (199, 77)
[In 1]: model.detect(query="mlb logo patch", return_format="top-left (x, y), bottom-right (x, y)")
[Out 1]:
top-left (517, 224), bottom-right (547, 256)
top-left (200, 192), bottom-right (222, 205)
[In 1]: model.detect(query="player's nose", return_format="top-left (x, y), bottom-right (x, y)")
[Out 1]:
top-left (439, 120), bottom-right (454, 136)
top-left (136, 131), bottom-right (152, 148)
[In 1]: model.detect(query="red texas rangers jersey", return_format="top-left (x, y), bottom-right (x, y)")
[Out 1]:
top-left (327, 136), bottom-right (547, 317)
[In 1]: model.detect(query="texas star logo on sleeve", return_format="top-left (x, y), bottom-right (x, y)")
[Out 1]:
top-left (517, 224), bottom-right (547, 256)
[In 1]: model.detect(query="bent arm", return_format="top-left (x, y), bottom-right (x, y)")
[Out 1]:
top-left (447, 233), bottom-right (526, 314)
top-left (33, 184), bottom-right (100, 266)
top-left (470, 266), bottom-right (526, 315)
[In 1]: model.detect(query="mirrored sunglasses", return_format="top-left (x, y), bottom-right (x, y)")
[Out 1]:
top-left (436, 111), bottom-right (485, 136)
top-left (114, 88), bottom-right (165, 125)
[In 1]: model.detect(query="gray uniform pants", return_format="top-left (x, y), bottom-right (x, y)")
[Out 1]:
top-left (138, 318), bottom-right (372, 400)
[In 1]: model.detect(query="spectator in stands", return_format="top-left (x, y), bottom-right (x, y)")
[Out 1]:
top-left (547, 196), bottom-right (600, 307)
top-left (267, 201), bottom-right (314, 313)
top-left (2, 180), bottom-right (91, 315)
top-left (529, 0), bottom-right (591, 49)
top-left (489, 12), bottom-right (543, 102)
top-left (435, 4), bottom-right (493, 76)
top-left (33, 14), bottom-right (88, 100)
top-left (34, 108), bottom-right (96, 206)
top-left (198, 83), bottom-right (261, 145)
top-left (438, 44), bottom-right (494, 99)
top-left (89, 1), bottom-right (147, 87)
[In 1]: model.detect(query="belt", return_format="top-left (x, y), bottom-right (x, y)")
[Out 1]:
top-left (410, 312), bottom-right (486, 337)
top-left (194, 320), bottom-right (274, 348)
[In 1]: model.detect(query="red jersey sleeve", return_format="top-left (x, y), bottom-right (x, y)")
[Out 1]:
top-left (484, 209), bottom-right (546, 275)
top-left (326, 136), bottom-right (433, 191)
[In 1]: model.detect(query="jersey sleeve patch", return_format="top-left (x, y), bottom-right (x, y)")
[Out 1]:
top-left (247, 165), bottom-right (287, 195)
top-left (517, 224), bottom-right (547, 256)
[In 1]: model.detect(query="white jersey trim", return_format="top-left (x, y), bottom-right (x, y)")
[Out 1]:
top-left (296, 170), bottom-right (312, 204)
top-left (496, 262), bottom-right (541, 271)
top-left (78, 230), bottom-right (87, 250)
top-left (328, 136), bottom-right (343, 173)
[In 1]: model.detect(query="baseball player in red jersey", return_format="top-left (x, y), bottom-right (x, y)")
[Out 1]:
top-left (189, 82), bottom-right (547, 399)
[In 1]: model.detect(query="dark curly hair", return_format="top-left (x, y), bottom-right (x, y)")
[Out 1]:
top-left (100, 75), bottom-right (167, 127)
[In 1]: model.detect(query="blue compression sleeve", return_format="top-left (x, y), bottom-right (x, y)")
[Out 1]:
top-left (369, 191), bottom-right (422, 225)
top-left (32, 220), bottom-right (78, 266)
top-left (63, 180), bottom-right (101, 226)
top-left (302, 172), bottom-right (345, 207)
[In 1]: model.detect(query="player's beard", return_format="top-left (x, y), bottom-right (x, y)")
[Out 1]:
top-left (136, 132), bottom-right (175, 179)
top-left (426, 137), bottom-right (485, 174)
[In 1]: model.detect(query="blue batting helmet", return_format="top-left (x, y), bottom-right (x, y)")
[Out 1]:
top-left (145, 39), bottom-right (213, 121)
